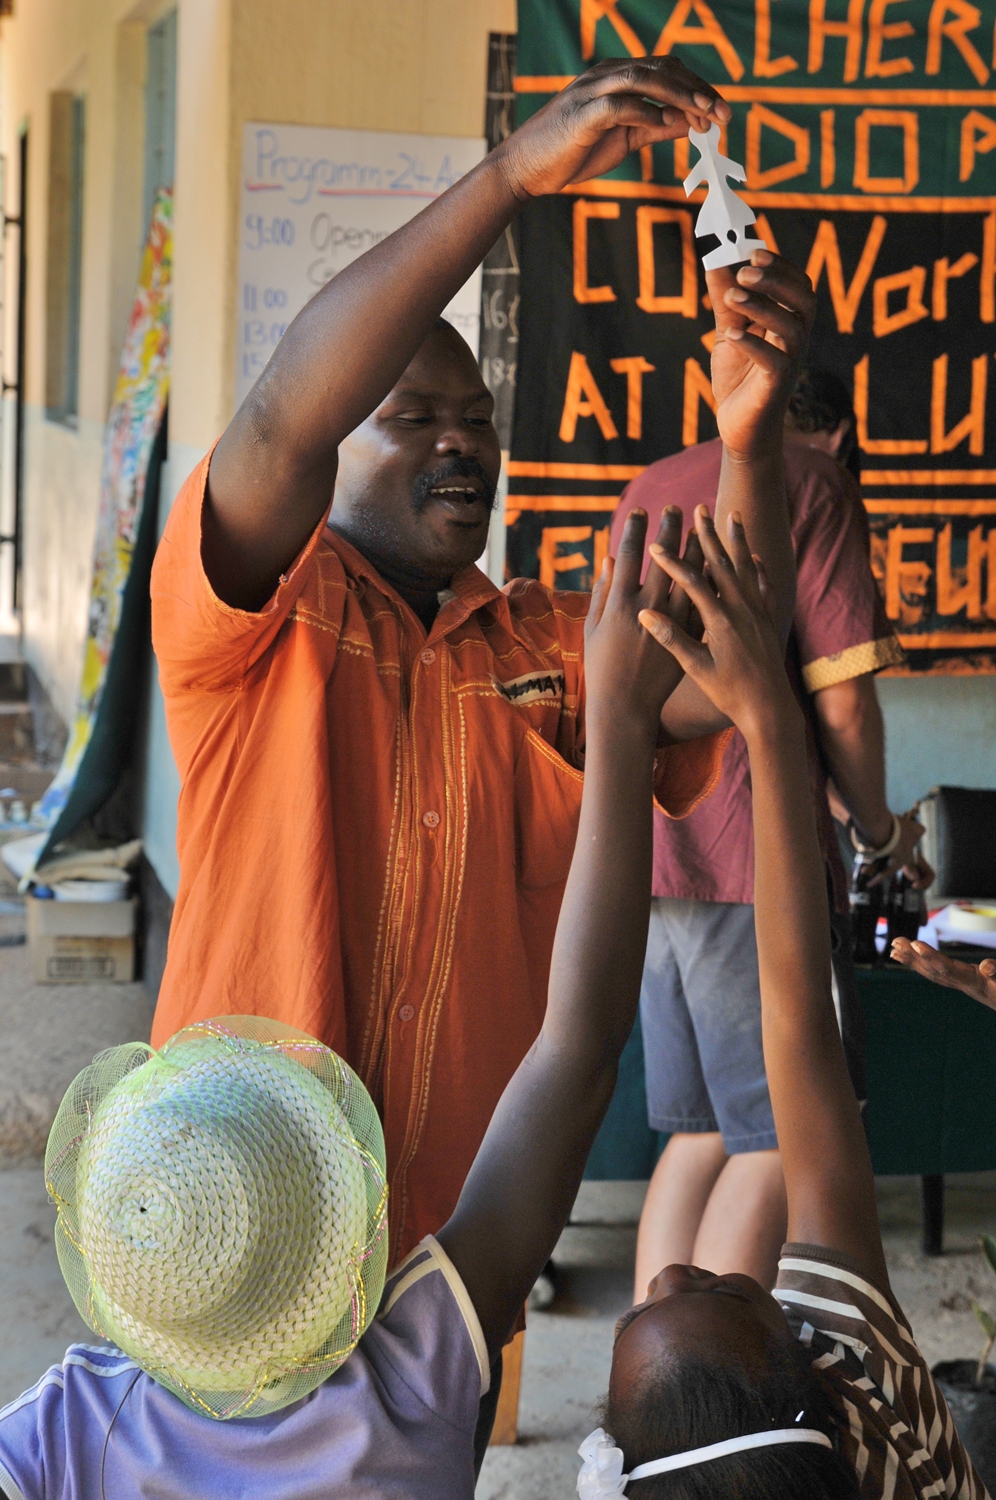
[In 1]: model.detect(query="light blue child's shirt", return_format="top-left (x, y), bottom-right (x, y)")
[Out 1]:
top-left (0, 1236), bottom-right (490, 1500)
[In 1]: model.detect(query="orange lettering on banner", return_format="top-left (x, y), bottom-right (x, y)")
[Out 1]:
top-left (682, 358), bottom-right (718, 446)
top-left (653, 0), bottom-right (745, 81)
top-left (926, 0), bottom-right (990, 85)
top-left (885, 524), bottom-right (934, 621)
top-left (573, 200), bottom-right (620, 305)
top-left (580, 0), bottom-right (646, 60)
top-left (988, 530), bottom-right (996, 619)
top-left (746, 104), bottom-right (811, 188)
top-left (866, 0), bottom-right (915, 76)
top-left (930, 352), bottom-right (987, 454)
top-left (932, 252), bottom-right (978, 318)
top-left (610, 356), bottom-right (656, 439)
top-left (538, 526), bottom-right (597, 588)
top-left (754, 0), bottom-right (798, 75)
top-left (936, 522), bottom-right (985, 616)
top-left (983, 210), bottom-right (996, 322)
top-left (753, 212), bottom-right (781, 252)
top-left (872, 265), bottom-right (928, 335)
top-left (855, 353), bottom-right (928, 452)
top-left (635, 207), bottom-right (697, 315)
top-left (854, 109), bottom-right (919, 192)
top-left (559, 353), bottom-right (619, 443)
top-left (806, 216), bottom-right (886, 332)
top-left (960, 109), bottom-right (996, 180)
top-left (821, 109), bottom-right (836, 185)
top-left (808, 0), bottom-right (865, 82)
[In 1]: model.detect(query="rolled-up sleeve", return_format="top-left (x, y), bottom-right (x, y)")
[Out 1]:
top-left (792, 465), bottom-right (904, 694)
top-left (151, 451), bottom-right (331, 697)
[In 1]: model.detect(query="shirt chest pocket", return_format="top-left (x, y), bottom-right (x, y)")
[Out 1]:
top-left (514, 728), bottom-right (584, 890)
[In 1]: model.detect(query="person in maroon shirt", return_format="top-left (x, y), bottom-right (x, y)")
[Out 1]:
top-left (611, 370), bottom-right (930, 1298)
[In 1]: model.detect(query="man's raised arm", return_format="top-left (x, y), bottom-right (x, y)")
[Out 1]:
top-left (204, 61), bottom-right (731, 609)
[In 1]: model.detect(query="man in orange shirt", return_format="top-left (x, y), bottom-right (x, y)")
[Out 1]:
top-left (150, 60), bottom-right (814, 1269)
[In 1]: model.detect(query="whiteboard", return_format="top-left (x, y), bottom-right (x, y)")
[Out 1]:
top-left (235, 122), bottom-right (486, 411)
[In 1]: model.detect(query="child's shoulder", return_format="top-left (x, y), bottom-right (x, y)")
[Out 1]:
top-left (370, 1236), bottom-right (490, 1404)
top-left (775, 1246), bottom-right (988, 1500)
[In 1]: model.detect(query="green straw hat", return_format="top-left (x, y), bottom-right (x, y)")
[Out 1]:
top-left (45, 1016), bottom-right (388, 1420)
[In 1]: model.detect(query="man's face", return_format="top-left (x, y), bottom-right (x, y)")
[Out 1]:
top-left (330, 324), bottom-right (501, 584)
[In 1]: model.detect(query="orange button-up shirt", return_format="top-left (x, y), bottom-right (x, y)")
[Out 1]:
top-left (150, 457), bottom-right (727, 1263)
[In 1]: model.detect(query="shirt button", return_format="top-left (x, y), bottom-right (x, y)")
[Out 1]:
top-left (422, 810), bottom-right (440, 828)
top-left (399, 1004), bottom-right (415, 1022)
top-left (420, 648), bottom-right (436, 665)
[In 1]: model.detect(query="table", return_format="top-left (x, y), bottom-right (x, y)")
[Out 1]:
top-left (583, 963), bottom-right (996, 1253)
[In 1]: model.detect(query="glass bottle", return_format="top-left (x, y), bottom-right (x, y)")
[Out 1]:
top-left (850, 852), bottom-right (888, 964)
top-left (887, 868), bottom-right (927, 947)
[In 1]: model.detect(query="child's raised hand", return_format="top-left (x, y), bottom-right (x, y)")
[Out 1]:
top-left (639, 504), bottom-right (796, 739)
top-left (497, 58), bottom-right (731, 201)
top-left (584, 505), bottom-right (703, 734)
top-left (707, 252), bottom-right (815, 459)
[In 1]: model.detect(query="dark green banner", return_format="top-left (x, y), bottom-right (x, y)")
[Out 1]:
top-left (509, 0), bottom-right (996, 673)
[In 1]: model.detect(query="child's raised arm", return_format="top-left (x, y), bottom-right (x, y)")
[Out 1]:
top-left (435, 507), bottom-right (695, 1358)
top-left (644, 509), bottom-right (889, 1291)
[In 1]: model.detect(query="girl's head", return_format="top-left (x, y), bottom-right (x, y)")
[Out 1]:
top-left (603, 1264), bottom-right (860, 1498)
top-left (45, 1017), bottom-right (389, 1420)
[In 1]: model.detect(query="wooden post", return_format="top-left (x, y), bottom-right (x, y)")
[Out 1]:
top-left (489, 1329), bottom-right (525, 1446)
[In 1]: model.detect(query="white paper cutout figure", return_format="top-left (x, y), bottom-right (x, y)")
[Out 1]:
top-left (683, 123), bottom-right (768, 270)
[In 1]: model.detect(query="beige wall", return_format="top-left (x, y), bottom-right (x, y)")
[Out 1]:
top-left (172, 0), bottom-right (516, 453)
top-left (1, 0), bottom-right (514, 725)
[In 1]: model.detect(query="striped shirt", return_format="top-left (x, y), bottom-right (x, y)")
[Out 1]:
top-left (776, 1243), bottom-right (990, 1500)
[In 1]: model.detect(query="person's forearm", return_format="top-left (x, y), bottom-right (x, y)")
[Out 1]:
top-left (813, 675), bottom-right (891, 844)
top-left (747, 702), bottom-right (886, 1282)
top-left (545, 718), bottom-right (656, 1056)
top-left (660, 448), bottom-right (795, 741)
top-left (232, 152), bottom-right (519, 463)
top-left (715, 447), bottom-right (795, 645)
top-left (207, 149), bottom-right (522, 597)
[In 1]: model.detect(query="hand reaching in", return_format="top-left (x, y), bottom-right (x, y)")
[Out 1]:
top-left (637, 504), bottom-right (797, 741)
top-left (584, 506), bottom-right (703, 736)
top-left (707, 252), bottom-right (816, 459)
top-left (497, 58), bottom-right (731, 201)
top-left (890, 938), bottom-right (996, 1010)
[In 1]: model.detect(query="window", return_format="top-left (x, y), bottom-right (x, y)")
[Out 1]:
top-left (143, 9), bottom-right (177, 237)
top-left (45, 93), bottom-right (85, 425)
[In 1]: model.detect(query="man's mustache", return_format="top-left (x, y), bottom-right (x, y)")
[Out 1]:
top-left (412, 457), bottom-right (497, 514)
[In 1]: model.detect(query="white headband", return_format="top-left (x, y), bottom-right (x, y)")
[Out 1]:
top-left (577, 1426), bottom-right (833, 1497)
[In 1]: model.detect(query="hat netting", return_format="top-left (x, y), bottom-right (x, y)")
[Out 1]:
top-left (45, 1016), bottom-right (388, 1420)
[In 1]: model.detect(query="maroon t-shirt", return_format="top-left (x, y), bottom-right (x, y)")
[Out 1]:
top-left (611, 440), bottom-right (903, 912)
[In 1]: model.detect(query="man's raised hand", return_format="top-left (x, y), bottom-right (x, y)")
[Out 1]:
top-left (706, 252), bottom-right (816, 459)
top-left (497, 58), bottom-right (731, 201)
top-left (638, 504), bottom-right (796, 740)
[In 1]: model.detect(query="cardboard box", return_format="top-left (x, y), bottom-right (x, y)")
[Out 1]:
top-left (26, 895), bottom-right (136, 984)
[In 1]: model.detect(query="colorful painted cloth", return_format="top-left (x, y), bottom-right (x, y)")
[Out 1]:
top-left (38, 190), bottom-right (172, 840)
